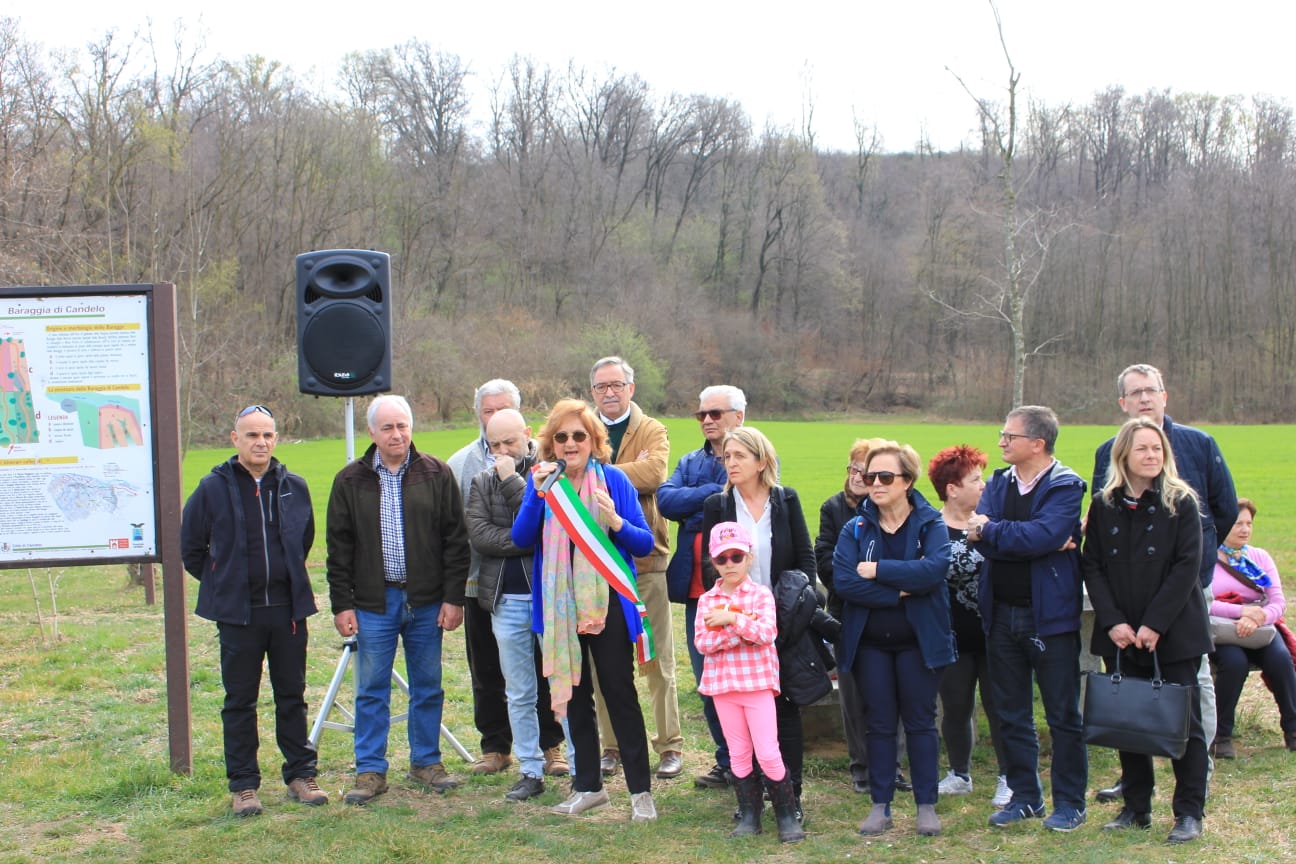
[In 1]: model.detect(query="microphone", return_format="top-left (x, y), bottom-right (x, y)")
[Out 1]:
top-left (537, 459), bottom-right (567, 496)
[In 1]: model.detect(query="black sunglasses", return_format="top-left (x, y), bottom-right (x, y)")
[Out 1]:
top-left (238, 404), bottom-right (273, 419)
top-left (864, 471), bottom-right (906, 486)
top-left (714, 551), bottom-right (747, 565)
top-left (694, 408), bottom-right (736, 421)
top-left (552, 430), bottom-right (589, 444)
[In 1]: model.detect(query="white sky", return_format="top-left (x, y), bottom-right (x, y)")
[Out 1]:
top-left (6, 0), bottom-right (1295, 153)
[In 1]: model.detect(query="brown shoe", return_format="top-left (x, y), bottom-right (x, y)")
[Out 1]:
top-left (1212, 736), bottom-right (1236, 759)
top-left (286, 776), bottom-right (329, 806)
top-left (543, 745), bottom-right (570, 777)
top-left (599, 748), bottom-right (621, 777)
top-left (231, 788), bottom-right (263, 817)
top-left (471, 751), bottom-right (513, 775)
top-left (655, 750), bottom-right (683, 779)
top-left (343, 772), bottom-right (388, 806)
top-left (409, 762), bottom-right (460, 792)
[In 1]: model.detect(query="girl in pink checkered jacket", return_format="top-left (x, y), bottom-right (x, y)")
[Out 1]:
top-left (694, 521), bottom-right (803, 843)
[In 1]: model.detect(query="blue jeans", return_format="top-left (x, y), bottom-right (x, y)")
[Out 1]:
top-left (987, 602), bottom-right (1087, 811)
top-left (354, 586), bottom-right (445, 773)
top-left (685, 597), bottom-right (730, 769)
top-left (493, 596), bottom-right (548, 778)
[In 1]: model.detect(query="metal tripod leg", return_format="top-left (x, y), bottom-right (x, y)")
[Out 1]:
top-left (308, 636), bottom-right (474, 763)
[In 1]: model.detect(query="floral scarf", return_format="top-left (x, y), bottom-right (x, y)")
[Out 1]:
top-left (540, 461), bottom-right (611, 718)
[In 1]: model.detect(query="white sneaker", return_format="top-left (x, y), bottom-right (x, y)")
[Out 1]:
top-left (938, 771), bottom-right (973, 796)
top-left (551, 788), bottom-right (609, 815)
top-left (992, 775), bottom-right (1013, 808)
top-left (630, 791), bottom-right (658, 822)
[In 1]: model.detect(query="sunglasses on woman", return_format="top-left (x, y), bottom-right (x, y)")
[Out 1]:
top-left (864, 471), bottom-right (905, 485)
top-left (714, 551), bottom-right (747, 565)
top-left (552, 430), bottom-right (589, 444)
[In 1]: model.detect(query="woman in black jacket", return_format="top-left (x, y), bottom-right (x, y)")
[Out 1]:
top-left (701, 426), bottom-right (818, 825)
top-left (1082, 417), bottom-right (1210, 844)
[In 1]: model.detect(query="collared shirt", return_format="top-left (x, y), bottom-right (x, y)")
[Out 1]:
top-left (733, 489), bottom-right (773, 588)
top-left (1009, 458), bottom-right (1056, 496)
top-left (599, 408), bottom-right (632, 425)
top-left (694, 577), bottom-right (780, 696)
top-left (373, 448), bottom-right (411, 583)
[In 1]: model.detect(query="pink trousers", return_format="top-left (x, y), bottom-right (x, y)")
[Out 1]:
top-left (713, 689), bottom-right (785, 781)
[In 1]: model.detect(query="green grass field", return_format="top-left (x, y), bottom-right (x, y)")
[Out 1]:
top-left (184, 417), bottom-right (1296, 570)
top-left (1, 418), bottom-right (1293, 863)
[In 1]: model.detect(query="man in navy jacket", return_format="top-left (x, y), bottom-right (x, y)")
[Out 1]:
top-left (969, 405), bottom-right (1087, 833)
top-left (657, 384), bottom-right (745, 788)
top-left (1090, 363), bottom-right (1237, 804)
top-left (181, 404), bottom-right (325, 816)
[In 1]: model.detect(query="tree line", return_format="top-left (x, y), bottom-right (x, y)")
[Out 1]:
top-left (2, 18), bottom-right (1293, 446)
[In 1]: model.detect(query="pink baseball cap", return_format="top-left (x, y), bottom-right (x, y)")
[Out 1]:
top-left (709, 521), bottom-right (752, 558)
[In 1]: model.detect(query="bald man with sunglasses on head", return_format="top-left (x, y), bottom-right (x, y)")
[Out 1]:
top-left (181, 404), bottom-right (326, 816)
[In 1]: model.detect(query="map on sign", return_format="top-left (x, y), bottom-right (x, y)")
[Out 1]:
top-left (0, 294), bottom-right (156, 562)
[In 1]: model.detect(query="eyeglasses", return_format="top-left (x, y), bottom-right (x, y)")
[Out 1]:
top-left (238, 405), bottom-right (273, 419)
top-left (1123, 386), bottom-right (1164, 400)
top-left (592, 381), bottom-right (628, 394)
top-left (998, 430), bottom-right (1032, 443)
top-left (552, 430), bottom-right (589, 444)
top-left (864, 471), bottom-right (905, 485)
top-left (694, 408), bottom-right (737, 421)
top-left (714, 551), bottom-right (747, 565)
top-left (847, 465), bottom-right (869, 477)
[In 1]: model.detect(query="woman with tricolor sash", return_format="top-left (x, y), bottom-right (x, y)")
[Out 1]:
top-left (512, 398), bottom-right (658, 822)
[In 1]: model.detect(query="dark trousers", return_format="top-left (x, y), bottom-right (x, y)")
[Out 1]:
top-left (569, 587), bottom-right (651, 794)
top-left (1214, 637), bottom-right (1296, 738)
top-left (775, 693), bottom-right (804, 794)
top-left (685, 597), bottom-right (730, 769)
top-left (988, 603), bottom-right (1087, 810)
top-left (939, 647), bottom-right (1008, 776)
top-left (463, 600), bottom-right (513, 754)
top-left (1112, 655), bottom-right (1208, 819)
top-left (217, 605), bottom-right (316, 791)
top-left (854, 642), bottom-right (943, 805)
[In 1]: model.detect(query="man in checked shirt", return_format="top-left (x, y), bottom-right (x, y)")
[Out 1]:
top-left (326, 394), bottom-right (471, 805)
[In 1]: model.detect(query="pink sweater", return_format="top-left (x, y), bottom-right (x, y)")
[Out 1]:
top-left (1211, 546), bottom-right (1286, 626)
top-left (694, 577), bottom-right (780, 697)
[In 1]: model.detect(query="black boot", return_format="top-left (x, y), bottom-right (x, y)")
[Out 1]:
top-left (729, 774), bottom-right (763, 837)
top-left (769, 776), bottom-right (806, 843)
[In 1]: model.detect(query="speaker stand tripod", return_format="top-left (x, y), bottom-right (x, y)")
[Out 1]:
top-left (308, 635), bottom-right (474, 763)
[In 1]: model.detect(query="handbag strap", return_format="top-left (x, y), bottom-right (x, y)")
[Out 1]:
top-left (1217, 550), bottom-right (1263, 593)
top-left (1114, 647), bottom-right (1165, 684)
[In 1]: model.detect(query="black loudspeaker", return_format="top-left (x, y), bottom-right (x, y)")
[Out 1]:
top-left (296, 249), bottom-right (393, 396)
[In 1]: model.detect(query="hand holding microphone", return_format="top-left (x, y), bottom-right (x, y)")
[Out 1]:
top-left (535, 459), bottom-right (567, 495)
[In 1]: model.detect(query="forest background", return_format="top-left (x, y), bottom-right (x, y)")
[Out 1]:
top-left (2, 15), bottom-right (1294, 449)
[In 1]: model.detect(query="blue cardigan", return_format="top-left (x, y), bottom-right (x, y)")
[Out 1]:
top-left (832, 489), bottom-right (954, 673)
top-left (511, 462), bottom-right (654, 643)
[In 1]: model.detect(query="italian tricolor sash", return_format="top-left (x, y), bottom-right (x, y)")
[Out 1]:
top-left (540, 473), bottom-right (656, 663)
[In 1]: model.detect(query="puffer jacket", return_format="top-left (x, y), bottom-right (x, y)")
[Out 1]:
top-left (466, 441), bottom-right (539, 612)
top-left (773, 568), bottom-right (839, 706)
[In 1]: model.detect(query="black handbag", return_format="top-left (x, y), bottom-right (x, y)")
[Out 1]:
top-left (1083, 649), bottom-right (1192, 759)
